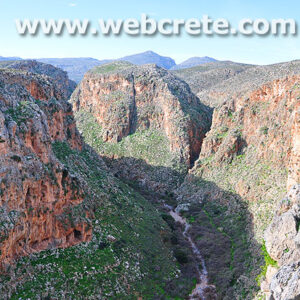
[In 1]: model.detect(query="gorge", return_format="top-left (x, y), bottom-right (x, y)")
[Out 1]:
top-left (0, 58), bottom-right (299, 299)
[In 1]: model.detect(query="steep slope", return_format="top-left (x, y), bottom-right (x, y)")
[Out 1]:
top-left (262, 95), bottom-right (300, 299)
top-left (171, 56), bottom-right (218, 70)
top-left (0, 65), bottom-right (194, 299)
top-left (70, 61), bottom-right (211, 194)
top-left (0, 67), bottom-right (85, 268)
top-left (175, 75), bottom-right (300, 299)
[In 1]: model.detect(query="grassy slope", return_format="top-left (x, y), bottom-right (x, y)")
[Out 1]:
top-left (75, 110), bottom-right (178, 169)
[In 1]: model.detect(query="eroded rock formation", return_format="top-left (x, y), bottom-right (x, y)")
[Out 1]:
top-left (71, 62), bottom-right (211, 168)
top-left (0, 63), bottom-right (198, 300)
top-left (0, 67), bottom-right (90, 268)
top-left (3, 60), bottom-right (77, 99)
top-left (199, 76), bottom-right (299, 172)
top-left (263, 185), bottom-right (300, 299)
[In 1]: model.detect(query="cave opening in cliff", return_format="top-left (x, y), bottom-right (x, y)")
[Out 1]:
top-left (74, 229), bottom-right (82, 240)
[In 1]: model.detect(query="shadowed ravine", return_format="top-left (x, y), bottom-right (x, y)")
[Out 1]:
top-left (105, 156), bottom-right (262, 299)
top-left (165, 204), bottom-right (217, 299)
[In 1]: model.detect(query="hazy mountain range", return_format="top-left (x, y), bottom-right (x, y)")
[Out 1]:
top-left (0, 51), bottom-right (219, 82)
top-left (170, 56), bottom-right (217, 70)
top-left (0, 56), bottom-right (22, 61)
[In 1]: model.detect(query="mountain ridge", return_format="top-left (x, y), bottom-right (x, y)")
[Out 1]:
top-left (0, 52), bottom-right (218, 82)
top-left (171, 56), bottom-right (217, 70)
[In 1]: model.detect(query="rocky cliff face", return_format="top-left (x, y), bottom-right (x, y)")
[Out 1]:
top-left (71, 62), bottom-right (211, 166)
top-left (0, 67), bottom-right (88, 268)
top-left (263, 185), bottom-right (300, 299)
top-left (1, 60), bottom-right (77, 99)
top-left (1, 57), bottom-right (299, 299)
top-left (199, 76), bottom-right (299, 180)
top-left (174, 75), bottom-right (300, 299)
top-left (71, 62), bottom-right (211, 194)
top-left (70, 60), bottom-right (300, 299)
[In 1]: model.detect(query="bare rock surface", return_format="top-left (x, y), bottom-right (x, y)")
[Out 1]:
top-left (264, 185), bottom-right (300, 299)
top-left (0, 67), bottom-right (87, 267)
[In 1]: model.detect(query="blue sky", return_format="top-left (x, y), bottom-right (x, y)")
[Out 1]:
top-left (0, 0), bottom-right (299, 64)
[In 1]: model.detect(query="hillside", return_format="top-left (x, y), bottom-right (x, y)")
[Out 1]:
top-left (172, 61), bottom-right (255, 106)
top-left (197, 60), bottom-right (300, 107)
top-left (37, 51), bottom-right (176, 82)
top-left (119, 51), bottom-right (176, 69)
top-left (1, 60), bottom-right (77, 99)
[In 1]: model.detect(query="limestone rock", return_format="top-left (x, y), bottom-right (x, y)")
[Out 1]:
top-left (71, 62), bottom-right (211, 167)
top-left (264, 186), bottom-right (300, 299)
top-left (269, 262), bottom-right (300, 300)
top-left (3, 60), bottom-right (76, 99)
top-left (265, 185), bottom-right (300, 266)
top-left (0, 66), bottom-right (90, 268)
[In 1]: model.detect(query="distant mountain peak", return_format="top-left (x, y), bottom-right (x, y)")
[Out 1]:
top-left (171, 56), bottom-right (218, 70)
top-left (143, 50), bottom-right (156, 54)
top-left (119, 51), bottom-right (176, 69)
top-left (0, 56), bottom-right (22, 62)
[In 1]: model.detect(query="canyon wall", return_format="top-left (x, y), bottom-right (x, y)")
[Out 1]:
top-left (72, 61), bottom-right (300, 299)
top-left (3, 60), bottom-right (77, 99)
top-left (0, 63), bottom-right (195, 299)
top-left (71, 62), bottom-right (212, 194)
top-left (71, 62), bottom-right (211, 167)
top-left (0, 68), bottom-right (90, 268)
top-left (175, 75), bottom-right (300, 299)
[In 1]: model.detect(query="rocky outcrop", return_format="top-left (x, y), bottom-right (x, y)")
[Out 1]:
top-left (70, 62), bottom-right (212, 197)
top-left (199, 76), bottom-right (299, 169)
top-left (288, 99), bottom-right (300, 190)
top-left (71, 62), bottom-right (211, 168)
top-left (2, 60), bottom-right (77, 99)
top-left (265, 186), bottom-right (300, 265)
top-left (0, 67), bottom-right (89, 268)
top-left (269, 262), bottom-right (300, 300)
top-left (263, 185), bottom-right (300, 299)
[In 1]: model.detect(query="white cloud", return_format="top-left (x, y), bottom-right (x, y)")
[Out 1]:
top-left (69, 3), bottom-right (77, 7)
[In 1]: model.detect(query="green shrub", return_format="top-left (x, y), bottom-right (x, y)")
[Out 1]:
top-left (174, 249), bottom-right (188, 264)
top-left (256, 240), bottom-right (277, 285)
top-left (260, 126), bottom-right (269, 135)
